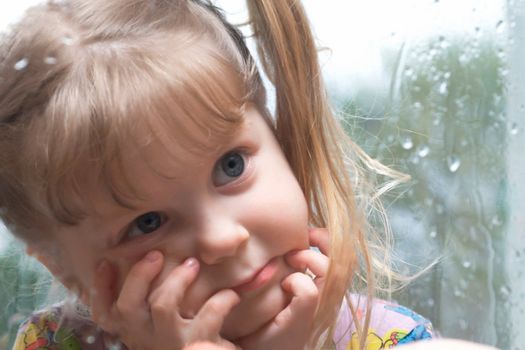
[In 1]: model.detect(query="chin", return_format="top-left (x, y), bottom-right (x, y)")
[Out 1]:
top-left (221, 281), bottom-right (290, 340)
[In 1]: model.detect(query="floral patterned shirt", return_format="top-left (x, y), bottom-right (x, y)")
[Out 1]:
top-left (13, 295), bottom-right (432, 349)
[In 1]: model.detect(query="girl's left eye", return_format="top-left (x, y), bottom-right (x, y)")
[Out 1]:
top-left (126, 211), bottom-right (164, 239)
top-left (213, 151), bottom-right (246, 186)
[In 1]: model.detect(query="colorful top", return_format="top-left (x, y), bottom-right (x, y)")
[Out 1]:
top-left (13, 295), bottom-right (432, 350)
top-left (332, 294), bottom-right (433, 349)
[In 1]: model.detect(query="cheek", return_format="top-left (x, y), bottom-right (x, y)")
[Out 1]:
top-left (257, 175), bottom-right (309, 247)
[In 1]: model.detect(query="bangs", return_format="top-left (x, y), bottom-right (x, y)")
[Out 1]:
top-left (35, 31), bottom-right (259, 225)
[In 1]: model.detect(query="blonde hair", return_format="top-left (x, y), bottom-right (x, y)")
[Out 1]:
top-left (0, 0), bottom-right (407, 348)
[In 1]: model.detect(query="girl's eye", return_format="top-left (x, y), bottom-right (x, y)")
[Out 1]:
top-left (213, 151), bottom-right (246, 186)
top-left (127, 212), bottom-right (164, 239)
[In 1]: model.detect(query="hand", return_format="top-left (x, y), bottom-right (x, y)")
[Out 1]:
top-left (236, 227), bottom-right (329, 350)
top-left (89, 251), bottom-right (240, 350)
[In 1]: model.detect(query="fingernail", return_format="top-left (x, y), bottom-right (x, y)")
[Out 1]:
top-left (145, 251), bottom-right (161, 262)
top-left (183, 257), bottom-right (198, 268)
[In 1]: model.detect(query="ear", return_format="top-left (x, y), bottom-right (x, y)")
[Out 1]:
top-left (26, 245), bottom-right (64, 276)
top-left (26, 245), bottom-right (86, 301)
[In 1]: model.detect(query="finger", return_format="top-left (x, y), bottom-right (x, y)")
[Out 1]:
top-left (308, 227), bottom-right (329, 255)
top-left (90, 260), bottom-right (118, 331)
top-left (285, 249), bottom-right (328, 278)
top-left (238, 273), bottom-right (317, 349)
top-left (279, 272), bottom-right (319, 322)
top-left (192, 289), bottom-right (240, 340)
top-left (149, 257), bottom-right (200, 330)
top-left (116, 250), bottom-right (164, 317)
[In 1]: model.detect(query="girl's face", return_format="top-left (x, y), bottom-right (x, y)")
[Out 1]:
top-left (50, 104), bottom-right (309, 339)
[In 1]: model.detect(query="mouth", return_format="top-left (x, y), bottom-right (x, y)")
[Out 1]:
top-left (232, 257), bottom-right (279, 294)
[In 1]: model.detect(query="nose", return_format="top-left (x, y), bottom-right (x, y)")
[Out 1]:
top-left (195, 212), bottom-right (249, 265)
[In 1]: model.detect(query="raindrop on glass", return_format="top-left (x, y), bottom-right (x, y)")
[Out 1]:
top-left (413, 101), bottom-right (422, 110)
top-left (447, 155), bottom-right (461, 173)
top-left (500, 285), bottom-right (510, 298)
top-left (492, 215), bottom-right (502, 226)
top-left (427, 298), bottom-right (435, 307)
top-left (510, 122), bottom-right (519, 135)
top-left (401, 137), bottom-right (414, 150)
top-left (462, 261), bottom-right (471, 269)
top-left (44, 56), bottom-right (57, 65)
top-left (86, 335), bottom-right (96, 344)
top-left (459, 54), bottom-right (469, 64)
top-left (429, 230), bottom-right (437, 238)
top-left (417, 145), bottom-right (430, 157)
top-left (443, 71), bottom-right (451, 79)
top-left (405, 68), bottom-right (414, 77)
top-left (14, 58), bottom-right (29, 71)
top-left (107, 343), bottom-right (122, 350)
top-left (496, 20), bottom-right (505, 33)
top-left (439, 39), bottom-right (449, 50)
top-left (63, 35), bottom-right (74, 45)
top-left (438, 82), bottom-right (448, 95)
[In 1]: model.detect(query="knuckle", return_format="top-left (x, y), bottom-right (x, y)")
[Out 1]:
top-left (115, 300), bottom-right (135, 316)
top-left (203, 298), bottom-right (225, 315)
top-left (150, 300), bottom-right (172, 316)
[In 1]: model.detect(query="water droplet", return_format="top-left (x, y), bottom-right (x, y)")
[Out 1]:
top-left (492, 215), bottom-right (502, 226)
top-left (413, 101), bottom-right (422, 110)
top-left (438, 82), bottom-right (448, 95)
top-left (62, 35), bottom-right (74, 45)
top-left (417, 145), bottom-right (430, 157)
top-left (462, 261), bottom-right (471, 268)
top-left (447, 155), bottom-right (461, 173)
top-left (496, 20), bottom-right (505, 33)
top-left (454, 289), bottom-right (462, 297)
top-left (500, 286), bottom-right (510, 298)
top-left (443, 71), bottom-right (451, 79)
top-left (86, 335), bottom-right (96, 344)
top-left (401, 137), bottom-right (414, 150)
top-left (14, 58), bottom-right (29, 70)
top-left (459, 53), bottom-right (469, 64)
top-left (108, 343), bottom-right (122, 350)
top-left (510, 123), bottom-right (519, 135)
top-left (429, 230), bottom-right (437, 238)
top-left (44, 56), bottom-right (57, 65)
top-left (405, 68), bottom-right (414, 77)
top-left (427, 298), bottom-right (435, 307)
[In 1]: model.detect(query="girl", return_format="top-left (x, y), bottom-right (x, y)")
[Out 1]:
top-left (0, 0), bottom-right (432, 349)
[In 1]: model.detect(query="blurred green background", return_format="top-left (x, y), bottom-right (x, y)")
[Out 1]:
top-left (1, 0), bottom-right (524, 349)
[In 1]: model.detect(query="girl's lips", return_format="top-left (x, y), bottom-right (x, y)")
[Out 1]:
top-left (233, 257), bottom-right (279, 294)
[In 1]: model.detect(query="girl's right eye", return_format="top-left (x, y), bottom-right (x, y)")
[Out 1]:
top-left (127, 211), bottom-right (164, 239)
